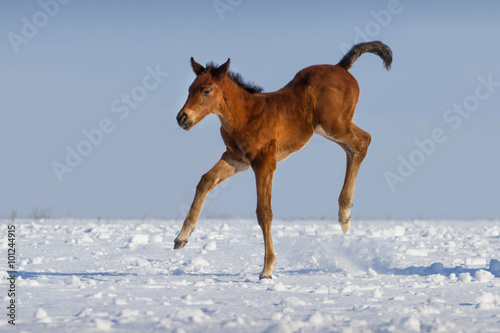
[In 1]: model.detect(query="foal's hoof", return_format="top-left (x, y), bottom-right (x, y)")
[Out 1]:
top-left (173, 240), bottom-right (187, 249)
top-left (340, 221), bottom-right (351, 233)
top-left (259, 272), bottom-right (273, 280)
top-left (339, 217), bottom-right (351, 233)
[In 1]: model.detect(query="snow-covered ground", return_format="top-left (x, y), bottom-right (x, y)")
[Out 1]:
top-left (2, 218), bottom-right (500, 332)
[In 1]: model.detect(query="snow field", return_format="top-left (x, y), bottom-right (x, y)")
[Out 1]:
top-left (1, 219), bottom-right (500, 332)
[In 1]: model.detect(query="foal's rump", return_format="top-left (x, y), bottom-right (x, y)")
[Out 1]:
top-left (285, 64), bottom-right (360, 134)
top-left (266, 41), bottom-right (392, 141)
top-left (303, 41), bottom-right (392, 138)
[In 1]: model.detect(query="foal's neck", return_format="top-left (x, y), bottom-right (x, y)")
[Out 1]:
top-left (218, 78), bottom-right (261, 132)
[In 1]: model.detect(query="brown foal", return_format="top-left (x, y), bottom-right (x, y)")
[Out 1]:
top-left (174, 41), bottom-right (392, 279)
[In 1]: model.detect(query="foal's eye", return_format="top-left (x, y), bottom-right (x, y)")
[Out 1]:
top-left (202, 88), bottom-right (212, 95)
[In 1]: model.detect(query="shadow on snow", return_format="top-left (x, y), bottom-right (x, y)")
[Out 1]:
top-left (386, 260), bottom-right (500, 278)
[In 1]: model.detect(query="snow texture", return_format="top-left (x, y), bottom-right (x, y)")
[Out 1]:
top-left (2, 219), bottom-right (500, 332)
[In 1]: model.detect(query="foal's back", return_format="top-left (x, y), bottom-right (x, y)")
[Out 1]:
top-left (260, 64), bottom-right (361, 155)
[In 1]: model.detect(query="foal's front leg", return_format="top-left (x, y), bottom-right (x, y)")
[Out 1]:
top-left (174, 151), bottom-right (248, 249)
top-left (251, 140), bottom-right (277, 279)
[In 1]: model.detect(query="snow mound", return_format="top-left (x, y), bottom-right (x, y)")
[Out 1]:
top-left (126, 234), bottom-right (150, 248)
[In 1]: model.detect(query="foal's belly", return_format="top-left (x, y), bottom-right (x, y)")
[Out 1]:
top-left (276, 149), bottom-right (294, 162)
top-left (276, 132), bottom-right (313, 162)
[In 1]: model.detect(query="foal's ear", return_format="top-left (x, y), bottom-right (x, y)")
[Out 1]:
top-left (191, 57), bottom-right (205, 75)
top-left (213, 58), bottom-right (230, 81)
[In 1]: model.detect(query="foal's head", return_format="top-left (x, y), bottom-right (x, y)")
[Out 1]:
top-left (176, 58), bottom-right (230, 130)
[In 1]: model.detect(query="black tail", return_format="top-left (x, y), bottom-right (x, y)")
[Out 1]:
top-left (337, 41), bottom-right (392, 70)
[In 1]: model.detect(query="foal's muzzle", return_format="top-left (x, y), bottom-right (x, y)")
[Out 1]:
top-left (176, 111), bottom-right (192, 130)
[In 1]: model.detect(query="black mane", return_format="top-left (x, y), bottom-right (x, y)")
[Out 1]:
top-left (206, 62), bottom-right (264, 94)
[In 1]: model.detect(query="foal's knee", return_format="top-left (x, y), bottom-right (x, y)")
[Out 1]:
top-left (196, 173), bottom-right (216, 193)
top-left (256, 206), bottom-right (273, 226)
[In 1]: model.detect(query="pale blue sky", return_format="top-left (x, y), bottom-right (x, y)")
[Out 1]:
top-left (1, 1), bottom-right (499, 219)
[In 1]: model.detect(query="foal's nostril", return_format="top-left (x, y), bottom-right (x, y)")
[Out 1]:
top-left (177, 112), bottom-right (188, 125)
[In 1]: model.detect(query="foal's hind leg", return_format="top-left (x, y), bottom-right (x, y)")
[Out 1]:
top-left (317, 123), bottom-right (371, 232)
top-left (336, 124), bottom-right (371, 232)
top-left (174, 151), bottom-right (249, 249)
